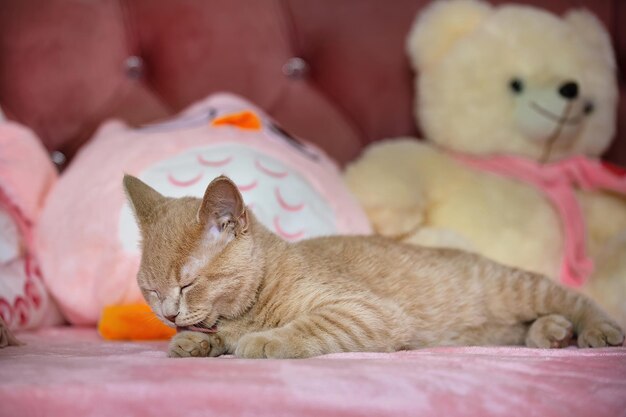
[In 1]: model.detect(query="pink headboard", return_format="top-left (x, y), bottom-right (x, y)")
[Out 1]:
top-left (1, 0), bottom-right (625, 166)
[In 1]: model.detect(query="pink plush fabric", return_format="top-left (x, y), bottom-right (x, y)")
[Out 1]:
top-left (1, 327), bottom-right (625, 417)
top-left (0, 122), bottom-right (56, 226)
top-left (37, 93), bottom-right (371, 325)
top-left (0, 122), bottom-right (62, 330)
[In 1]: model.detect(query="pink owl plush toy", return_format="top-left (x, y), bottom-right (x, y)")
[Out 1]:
top-left (35, 93), bottom-right (371, 326)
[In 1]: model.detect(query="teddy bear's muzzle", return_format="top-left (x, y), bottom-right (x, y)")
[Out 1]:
top-left (513, 84), bottom-right (587, 152)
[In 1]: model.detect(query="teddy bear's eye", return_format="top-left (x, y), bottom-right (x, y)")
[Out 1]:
top-left (509, 78), bottom-right (524, 94)
top-left (583, 102), bottom-right (594, 115)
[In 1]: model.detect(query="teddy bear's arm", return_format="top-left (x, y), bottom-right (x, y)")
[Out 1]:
top-left (579, 192), bottom-right (626, 256)
top-left (344, 139), bottom-right (439, 238)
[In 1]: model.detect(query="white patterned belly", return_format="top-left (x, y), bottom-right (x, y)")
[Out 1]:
top-left (119, 143), bottom-right (337, 253)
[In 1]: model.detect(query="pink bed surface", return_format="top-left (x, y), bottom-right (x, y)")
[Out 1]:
top-left (1, 327), bottom-right (625, 417)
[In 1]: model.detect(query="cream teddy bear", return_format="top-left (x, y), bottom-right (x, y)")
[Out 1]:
top-left (345, 0), bottom-right (626, 327)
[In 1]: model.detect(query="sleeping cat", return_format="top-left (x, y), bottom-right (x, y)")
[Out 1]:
top-left (123, 175), bottom-right (624, 358)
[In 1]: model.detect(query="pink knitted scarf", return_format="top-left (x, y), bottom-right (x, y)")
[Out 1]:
top-left (452, 154), bottom-right (626, 287)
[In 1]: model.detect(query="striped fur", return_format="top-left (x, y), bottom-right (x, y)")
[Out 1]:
top-left (124, 175), bottom-right (624, 358)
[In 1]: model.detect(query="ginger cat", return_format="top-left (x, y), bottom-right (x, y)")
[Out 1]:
top-left (123, 175), bottom-right (624, 358)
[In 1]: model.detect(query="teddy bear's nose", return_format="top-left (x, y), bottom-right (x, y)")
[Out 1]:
top-left (558, 81), bottom-right (579, 100)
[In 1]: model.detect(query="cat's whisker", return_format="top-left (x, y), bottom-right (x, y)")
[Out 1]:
top-left (136, 314), bottom-right (161, 322)
top-left (137, 315), bottom-right (161, 324)
top-left (136, 312), bottom-right (159, 317)
top-left (196, 321), bottom-right (212, 330)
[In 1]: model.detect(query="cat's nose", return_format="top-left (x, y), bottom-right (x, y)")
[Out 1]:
top-left (164, 313), bottom-right (178, 324)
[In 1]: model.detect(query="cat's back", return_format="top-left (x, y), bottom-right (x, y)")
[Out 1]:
top-left (292, 234), bottom-right (501, 326)
top-left (296, 234), bottom-right (471, 280)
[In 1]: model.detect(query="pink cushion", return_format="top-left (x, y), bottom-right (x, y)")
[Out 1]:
top-left (3, 0), bottom-right (623, 166)
top-left (0, 123), bottom-right (62, 330)
top-left (37, 93), bottom-right (371, 325)
top-left (1, 327), bottom-right (625, 417)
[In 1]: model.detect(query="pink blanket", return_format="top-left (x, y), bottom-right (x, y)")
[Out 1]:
top-left (1, 327), bottom-right (625, 417)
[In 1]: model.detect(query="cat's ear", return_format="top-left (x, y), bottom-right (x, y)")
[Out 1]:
top-left (198, 175), bottom-right (248, 235)
top-left (123, 174), bottom-right (166, 230)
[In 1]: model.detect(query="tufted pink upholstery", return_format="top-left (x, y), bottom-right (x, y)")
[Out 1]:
top-left (1, 0), bottom-right (625, 166)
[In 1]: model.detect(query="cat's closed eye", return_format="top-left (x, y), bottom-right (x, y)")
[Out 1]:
top-left (181, 282), bottom-right (195, 293)
top-left (147, 289), bottom-right (161, 299)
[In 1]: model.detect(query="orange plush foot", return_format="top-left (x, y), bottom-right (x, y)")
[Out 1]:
top-left (98, 303), bottom-right (175, 341)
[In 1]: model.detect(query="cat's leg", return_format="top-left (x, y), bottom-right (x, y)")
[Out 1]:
top-left (576, 318), bottom-right (625, 348)
top-left (537, 285), bottom-right (623, 348)
top-left (168, 331), bottom-right (227, 358)
top-left (235, 302), bottom-right (408, 359)
top-left (235, 328), bottom-right (303, 359)
top-left (525, 314), bottom-right (574, 348)
top-left (494, 269), bottom-right (624, 348)
top-left (234, 322), bottom-right (358, 359)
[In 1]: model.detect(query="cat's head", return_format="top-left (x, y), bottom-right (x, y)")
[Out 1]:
top-left (123, 174), bottom-right (262, 332)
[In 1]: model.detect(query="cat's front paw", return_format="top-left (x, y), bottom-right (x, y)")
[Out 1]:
top-left (168, 331), bottom-right (225, 358)
top-left (235, 332), bottom-right (289, 359)
top-left (577, 320), bottom-right (625, 348)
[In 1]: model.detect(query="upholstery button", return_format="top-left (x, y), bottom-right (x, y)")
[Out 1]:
top-left (124, 55), bottom-right (144, 79)
top-left (51, 151), bottom-right (67, 170)
top-left (282, 57), bottom-right (308, 79)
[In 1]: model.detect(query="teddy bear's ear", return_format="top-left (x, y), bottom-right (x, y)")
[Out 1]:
top-left (406, 0), bottom-right (492, 71)
top-left (564, 9), bottom-right (615, 68)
